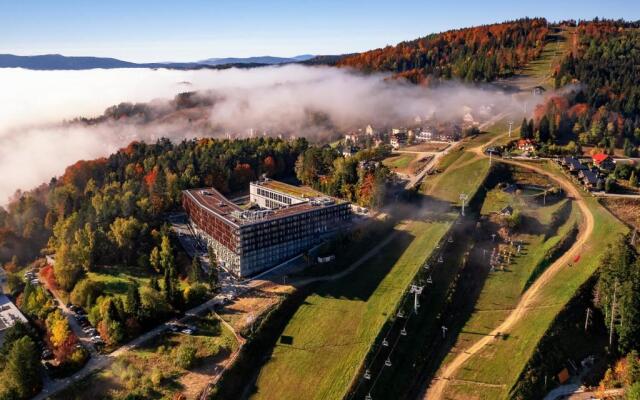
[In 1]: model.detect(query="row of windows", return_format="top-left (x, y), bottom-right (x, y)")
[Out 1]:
top-left (257, 188), bottom-right (293, 205)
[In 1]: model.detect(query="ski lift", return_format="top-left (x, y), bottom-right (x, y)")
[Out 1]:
top-left (397, 310), bottom-right (405, 318)
top-left (427, 275), bottom-right (433, 284)
top-left (400, 328), bottom-right (407, 336)
top-left (365, 394), bottom-right (372, 400)
top-left (448, 236), bottom-right (453, 243)
top-left (436, 243), bottom-right (440, 249)
top-left (423, 263), bottom-right (430, 271)
top-left (364, 369), bottom-right (371, 380)
top-left (384, 358), bottom-right (392, 367)
top-left (382, 338), bottom-right (389, 347)
top-left (438, 255), bottom-right (444, 263)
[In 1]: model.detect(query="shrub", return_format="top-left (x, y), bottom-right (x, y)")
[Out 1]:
top-left (175, 344), bottom-right (197, 369)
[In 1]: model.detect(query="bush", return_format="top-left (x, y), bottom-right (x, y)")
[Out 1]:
top-left (175, 344), bottom-right (197, 369)
top-left (70, 279), bottom-right (103, 308)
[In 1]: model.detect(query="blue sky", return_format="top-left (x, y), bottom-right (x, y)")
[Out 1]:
top-left (1, 0), bottom-right (639, 62)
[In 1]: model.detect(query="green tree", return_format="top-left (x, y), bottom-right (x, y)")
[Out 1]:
top-left (190, 256), bottom-right (201, 283)
top-left (1, 336), bottom-right (41, 399)
top-left (630, 171), bottom-right (638, 188)
top-left (124, 280), bottom-right (141, 317)
top-left (175, 344), bottom-right (197, 369)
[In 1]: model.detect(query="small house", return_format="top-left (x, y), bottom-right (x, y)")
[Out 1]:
top-left (592, 153), bottom-right (615, 171)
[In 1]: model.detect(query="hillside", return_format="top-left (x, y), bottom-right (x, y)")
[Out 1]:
top-left (337, 18), bottom-right (550, 83)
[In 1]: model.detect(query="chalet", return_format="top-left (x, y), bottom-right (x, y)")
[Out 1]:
top-left (342, 146), bottom-right (358, 158)
top-left (365, 125), bottom-right (375, 136)
top-left (516, 139), bottom-right (536, 152)
top-left (344, 132), bottom-right (360, 144)
top-left (592, 153), bottom-right (615, 171)
top-left (415, 130), bottom-right (433, 142)
top-left (438, 132), bottom-right (460, 142)
top-left (562, 157), bottom-right (587, 173)
top-left (579, 169), bottom-right (602, 190)
top-left (390, 128), bottom-right (408, 149)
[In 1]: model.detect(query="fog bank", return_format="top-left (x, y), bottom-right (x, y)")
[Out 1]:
top-left (0, 65), bottom-right (533, 204)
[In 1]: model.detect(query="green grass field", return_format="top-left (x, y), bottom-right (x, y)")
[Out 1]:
top-left (250, 218), bottom-right (453, 400)
top-left (382, 153), bottom-right (415, 170)
top-left (426, 158), bottom-right (491, 205)
top-left (445, 162), bottom-right (628, 399)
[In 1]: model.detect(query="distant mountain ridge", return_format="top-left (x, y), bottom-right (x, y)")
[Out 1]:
top-left (0, 53), bottom-right (319, 70)
top-left (197, 54), bottom-right (315, 66)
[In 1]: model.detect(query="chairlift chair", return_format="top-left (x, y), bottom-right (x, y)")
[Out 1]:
top-left (397, 310), bottom-right (405, 318)
top-left (384, 358), bottom-right (392, 367)
top-left (427, 275), bottom-right (433, 284)
top-left (438, 255), bottom-right (444, 263)
top-left (364, 369), bottom-right (371, 380)
top-left (448, 236), bottom-right (453, 243)
top-left (400, 328), bottom-right (407, 336)
top-left (382, 338), bottom-right (389, 347)
top-left (366, 394), bottom-right (373, 400)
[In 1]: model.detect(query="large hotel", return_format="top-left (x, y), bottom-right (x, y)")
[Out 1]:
top-left (183, 179), bottom-right (351, 277)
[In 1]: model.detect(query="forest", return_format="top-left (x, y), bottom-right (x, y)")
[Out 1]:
top-left (528, 20), bottom-right (640, 155)
top-left (338, 18), bottom-right (549, 83)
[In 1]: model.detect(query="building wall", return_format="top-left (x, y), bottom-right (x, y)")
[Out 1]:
top-left (249, 183), bottom-right (305, 208)
top-left (184, 189), bottom-right (352, 278)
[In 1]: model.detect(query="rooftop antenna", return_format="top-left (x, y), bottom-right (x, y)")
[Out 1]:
top-left (459, 193), bottom-right (468, 216)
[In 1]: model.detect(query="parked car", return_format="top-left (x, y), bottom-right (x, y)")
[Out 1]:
top-left (41, 349), bottom-right (53, 360)
top-left (181, 328), bottom-right (195, 335)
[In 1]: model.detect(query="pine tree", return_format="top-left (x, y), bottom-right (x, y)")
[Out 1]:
top-left (3, 336), bottom-right (42, 398)
top-left (520, 118), bottom-right (529, 139)
top-left (630, 171), bottom-right (638, 187)
top-left (124, 280), bottom-right (141, 317)
top-left (190, 256), bottom-right (201, 282)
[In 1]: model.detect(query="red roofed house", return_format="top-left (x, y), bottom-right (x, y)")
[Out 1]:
top-left (516, 139), bottom-right (536, 152)
top-left (592, 153), bottom-right (615, 171)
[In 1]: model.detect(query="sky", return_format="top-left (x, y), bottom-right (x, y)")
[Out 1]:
top-left (1, 0), bottom-right (639, 62)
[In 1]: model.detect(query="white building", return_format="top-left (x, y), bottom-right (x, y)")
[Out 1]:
top-left (0, 293), bottom-right (29, 345)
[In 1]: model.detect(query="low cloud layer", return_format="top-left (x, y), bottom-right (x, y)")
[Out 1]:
top-left (0, 65), bottom-right (534, 204)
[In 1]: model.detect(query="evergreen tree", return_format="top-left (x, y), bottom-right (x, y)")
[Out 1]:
top-left (190, 256), bottom-right (201, 283)
top-left (124, 280), bottom-right (141, 317)
top-left (630, 171), bottom-right (638, 188)
top-left (2, 336), bottom-right (42, 399)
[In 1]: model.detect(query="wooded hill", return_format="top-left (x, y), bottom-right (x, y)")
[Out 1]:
top-left (338, 18), bottom-right (549, 83)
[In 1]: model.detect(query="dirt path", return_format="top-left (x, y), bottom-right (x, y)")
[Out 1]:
top-left (424, 159), bottom-right (595, 400)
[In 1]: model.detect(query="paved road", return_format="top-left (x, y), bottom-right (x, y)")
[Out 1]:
top-left (544, 385), bottom-right (624, 400)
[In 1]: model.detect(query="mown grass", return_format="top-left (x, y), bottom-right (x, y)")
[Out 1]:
top-left (249, 217), bottom-right (453, 400)
top-left (441, 195), bottom-right (579, 371)
top-left (382, 153), bottom-right (415, 170)
top-left (426, 157), bottom-right (491, 205)
top-left (447, 162), bottom-right (627, 398)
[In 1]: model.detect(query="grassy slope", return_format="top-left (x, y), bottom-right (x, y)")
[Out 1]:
top-left (382, 154), bottom-right (415, 170)
top-left (251, 218), bottom-right (452, 400)
top-left (252, 129), bottom-right (501, 400)
top-left (448, 164), bottom-right (627, 398)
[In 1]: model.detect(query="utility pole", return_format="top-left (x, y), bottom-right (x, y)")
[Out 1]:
top-left (584, 308), bottom-right (592, 332)
top-left (609, 281), bottom-right (618, 347)
top-left (508, 120), bottom-right (513, 138)
top-left (411, 285), bottom-right (424, 314)
top-left (459, 193), bottom-right (468, 216)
